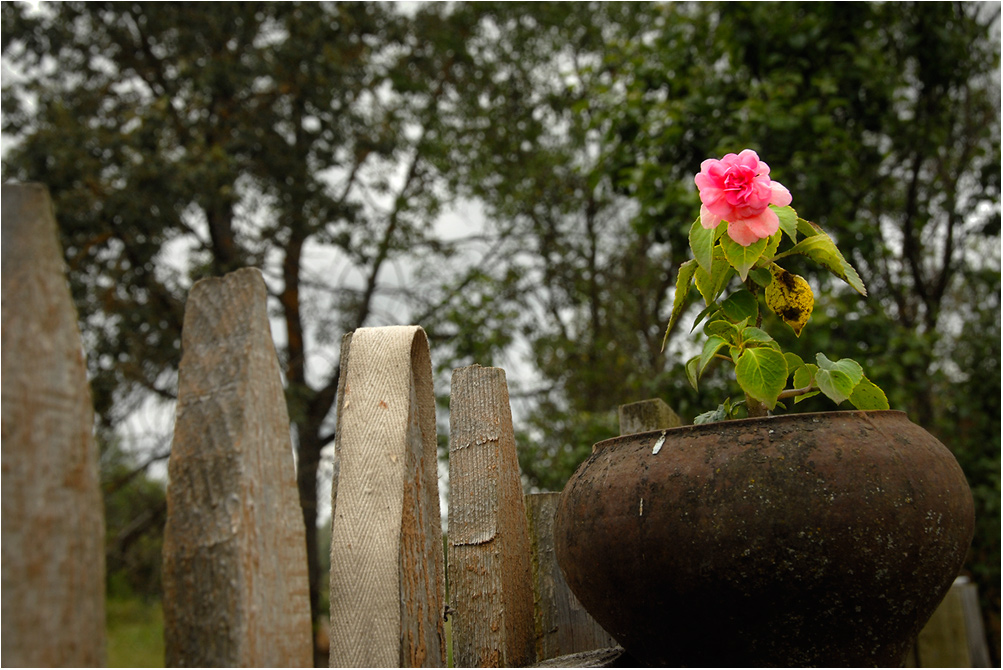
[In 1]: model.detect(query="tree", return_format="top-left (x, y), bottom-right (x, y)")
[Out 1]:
top-left (2, 1), bottom-right (474, 643)
top-left (542, 0), bottom-right (1003, 655)
top-left (410, 1), bottom-right (1001, 652)
top-left (5, 1), bottom-right (999, 659)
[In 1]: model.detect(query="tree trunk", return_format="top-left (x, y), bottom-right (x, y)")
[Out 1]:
top-left (295, 422), bottom-right (323, 639)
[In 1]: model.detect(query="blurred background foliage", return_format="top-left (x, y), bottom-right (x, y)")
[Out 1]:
top-left (2, 1), bottom-right (999, 663)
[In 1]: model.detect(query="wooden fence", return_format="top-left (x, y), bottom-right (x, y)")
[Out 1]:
top-left (0, 183), bottom-right (991, 667)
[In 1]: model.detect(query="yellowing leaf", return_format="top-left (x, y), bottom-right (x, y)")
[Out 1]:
top-left (765, 264), bottom-right (814, 336)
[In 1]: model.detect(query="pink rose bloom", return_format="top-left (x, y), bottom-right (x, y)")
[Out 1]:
top-left (694, 149), bottom-right (792, 246)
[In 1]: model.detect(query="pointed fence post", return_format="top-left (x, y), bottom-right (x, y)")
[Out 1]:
top-left (328, 326), bottom-right (445, 667)
top-left (162, 267), bottom-right (312, 667)
top-left (525, 492), bottom-right (618, 662)
top-left (448, 365), bottom-right (535, 668)
top-left (1, 183), bottom-right (106, 667)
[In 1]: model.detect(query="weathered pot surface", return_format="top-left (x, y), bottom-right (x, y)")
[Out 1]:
top-left (554, 410), bottom-right (974, 667)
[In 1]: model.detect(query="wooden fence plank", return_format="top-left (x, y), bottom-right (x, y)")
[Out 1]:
top-left (329, 326), bottom-right (445, 667)
top-left (525, 492), bottom-right (617, 662)
top-left (162, 267), bottom-right (312, 667)
top-left (447, 365), bottom-right (535, 668)
top-left (1, 183), bottom-right (106, 667)
top-left (617, 398), bottom-right (681, 436)
top-left (913, 576), bottom-right (991, 668)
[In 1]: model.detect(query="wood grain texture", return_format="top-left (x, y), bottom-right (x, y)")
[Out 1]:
top-left (162, 267), bottom-right (312, 667)
top-left (526, 492), bottom-right (617, 662)
top-left (1, 183), bottom-right (107, 667)
top-left (328, 326), bottom-right (445, 667)
top-left (448, 365), bottom-right (535, 668)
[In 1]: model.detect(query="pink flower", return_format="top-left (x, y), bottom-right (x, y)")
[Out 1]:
top-left (694, 149), bottom-right (792, 246)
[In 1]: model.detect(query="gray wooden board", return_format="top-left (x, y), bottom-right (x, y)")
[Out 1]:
top-left (1, 183), bottom-right (107, 667)
top-left (448, 365), bottom-right (535, 667)
top-left (162, 268), bottom-right (312, 667)
top-left (526, 492), bottom-right (618, 661)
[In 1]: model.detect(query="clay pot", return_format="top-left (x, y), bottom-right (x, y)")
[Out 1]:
top-left (554, 410), bottom-right (974, 667)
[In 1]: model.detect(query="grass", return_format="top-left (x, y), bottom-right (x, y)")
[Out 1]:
top-left (105, 596), bottom-right (452, 667)
top-left (106, 597), bottom-right (165, 667)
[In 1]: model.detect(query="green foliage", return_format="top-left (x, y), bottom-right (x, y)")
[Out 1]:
top-left (2, 0), bottom-right (490, 631)
top-left (106, 597), bottom-right (165, 667)
top-left (3, 2), bottom-right (998, 658)
top-left (671, 197), bottom-right (883, 413)
top-left (101, 441), bottom-right (166, 601)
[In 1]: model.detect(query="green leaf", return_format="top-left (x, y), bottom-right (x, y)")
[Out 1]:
top-left (849, 375), bottom-right (890, 410)
top-left (761, 231), bottom-right (782, 262)
top-left (796, 217), bottom-right (824, 238)
top-left (704, 318), bottom-right (743, 342)
top-left (793, 362), bottom-right (817, 387)
top-left (698, 335), bottom-right (729, 377)
top-left (793, 363), bottom-right (820, 404)
top-left (663, 259), bottom-right (698, 350)
top-left (721, 289), bottom-right (759, 322)
top-left (748, 267), bottom-right (773, 288)
top-left (815, 353), bottom-right (864, 405)
top-left (694, 399), bottom-right (733, 425)
top-left (772, 205), bottom-right (798, 243)
top-left (735, 347), bottom-right (788, 410)
top-left (685, 355), bottom-right (700, 390)
top-left (721, 234), bottom-right (768, 281)
top-left (784, 352), bottom-right (805, 377)
top-left (690, 302), bottom-right (721, 333)
top-left (777, 231), bottom-right (867, 296)
top-left (694, 254), bottom-right (735, 305)
top-left (740, 326), bottom-right (775, 344)
top-left (689, 217), bottom-right (714, 276)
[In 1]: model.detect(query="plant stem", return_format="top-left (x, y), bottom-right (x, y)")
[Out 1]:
top-left (746, 276), bottom-right (763, 328)
top-left (746, 394), bottom-right (769, 417)
top-left (778, 384), bottom-right (817, 400)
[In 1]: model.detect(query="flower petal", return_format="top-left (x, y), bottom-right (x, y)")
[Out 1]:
top-left (694, 172), bottom-right (715, 191)
top-left (700, 205), bottom-right (722, 230)
top-left (742, 207), bottom-right (780, 239)
top-left (726, 219), bottom-right (760, 246)
top-left (769, 180), bottom-right (792, 207)
top-left (736, 149), bottom-right (761, 169)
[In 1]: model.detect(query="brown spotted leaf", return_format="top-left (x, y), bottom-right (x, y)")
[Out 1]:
top-left (765, 264), bottom-right (813, 336)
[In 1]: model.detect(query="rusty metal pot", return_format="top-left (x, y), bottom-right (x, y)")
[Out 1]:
top-left (554, 410), bottom-right (974, 667)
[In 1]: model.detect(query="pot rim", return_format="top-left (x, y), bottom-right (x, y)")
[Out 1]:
top-left (594, 408), bottom-right (910, 454)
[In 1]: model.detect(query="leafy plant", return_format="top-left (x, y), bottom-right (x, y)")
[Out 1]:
top-left (665, 150), bottom-right (888, 420)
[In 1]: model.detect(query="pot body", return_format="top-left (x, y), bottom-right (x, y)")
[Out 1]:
top-left (554, 411), bottom-right (974, 667)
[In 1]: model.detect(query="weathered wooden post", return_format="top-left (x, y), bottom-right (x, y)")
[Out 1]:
top-left (447, 365), bottom-right (535, 667)
top-left (912, 576), bottom-right (992, 667)
top-left (162, 267), bottom-right (312, 667)
top-left (1, 183), bottom-right (107, 667)
top-left (617, 398), bottom-right (681, 436)
top-left (523, 397), bottom-right (682, 667)
top-left (525, 492), bottom-right (617, 662)
top-left (329, 326), bottom-right (445, 667)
